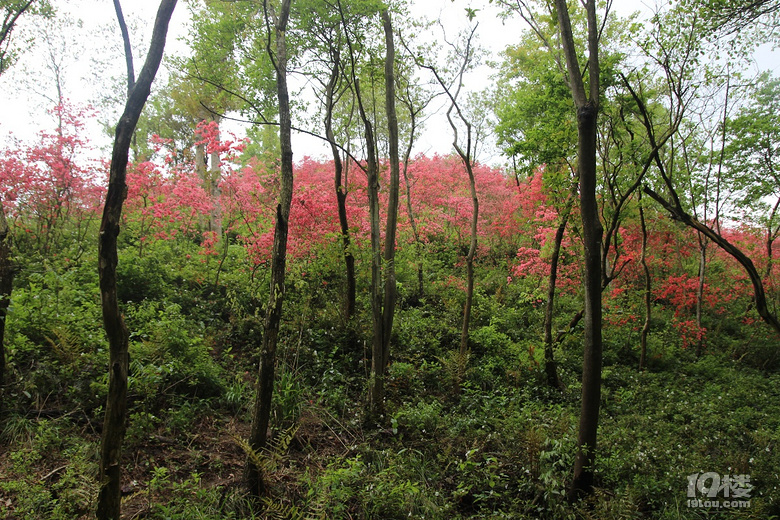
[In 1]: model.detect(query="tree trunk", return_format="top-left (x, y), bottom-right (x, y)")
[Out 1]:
top-left (401, 113), bottom-right (423, 299)
top-left (208, 117), bottom-right (223, 237)
top-left (695, 235), bottom-right (706, 356)
top-left (381, 8), bottom-right (400, 369)
top-left (419, 27), bottom-right (480, 358)
top-left (553, 0), bottom-right (603, 501)
top-left (638, 201), bottom-right (651, 371)
top-left (764, 196), bottom-right (779, 280)
top-left (324, 55), bottom-right (355, 321)
top-left (543, 204), bottom-right (570, 389)
top-left (195, 111), bottom-right (208, 232)
top-left (459, 159), bottom-right (478, 356)
top-left (112, 0), bottom-right (135, 97)
top-left (97, 2), bottom-right (177, 519)
top-left (366, 138), bottom-right (384, 417)
top-left (0, 200), bottom-right (12, 418)
top-left (336, 181), bottom-right (356, 321)
top-left (396, 76), bottom-right (427, 301)
top-left (568, 101), bottom-right (603, 500)
top-left (369, 8), bottom-right (401, 417)
top-left (195, 122), bottom-right (207, 181)
top-left (353, 70), bottom-right (383, 416)
top-left (245, 0), bottom-right (293, 498)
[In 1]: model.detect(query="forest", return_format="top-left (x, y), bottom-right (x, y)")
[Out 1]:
top-left (0, 0), bottom-right (779, 518)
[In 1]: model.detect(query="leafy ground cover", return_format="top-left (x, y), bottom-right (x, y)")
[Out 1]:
top-left (0, 235), bottom-right (778, 519)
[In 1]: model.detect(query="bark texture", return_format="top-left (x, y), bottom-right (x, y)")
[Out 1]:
top-left (568, 101), bottom-right (603, 500)
top-left (369, 8), bottom-right (400, 417)
top-left (112, 0), bottom-right (135, 96)
top-left (324, 53), bottom-right (356, 320)
top-left (0, 200), bottom-right (12, 417)
top-left (543, 205), bottom-right (571, 389)
top-left (638, 201), bottom-right (651, 371)
top-left (97, 2), bottom-right (177, 519)
top-left (245, 0), bottom-right (293, 497)
top-left (552, 0), bottom-right (604, 501)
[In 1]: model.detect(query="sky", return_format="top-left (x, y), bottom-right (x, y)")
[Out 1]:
top-left (0, 0), bottom-right (778, 164)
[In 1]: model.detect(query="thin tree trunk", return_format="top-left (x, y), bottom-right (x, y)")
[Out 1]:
top-left (0, 200), bottom-right (12, 418)
top-left (401, 107), bottom-right (423, 298)
top-left (195, 110), bottom-right (208, 232)
top-left (195, 123), bottom-right (207, 181)
top-left (245, 0), bottom-right (293, 497)
top-left (459, 159), bottom-right (478, 356)
top-left (695, 235), bottom-right (706, 356)
top-left (381, 9), bottom-right (400, 368)
top-left (97, 2), bottom-right (177, 519)
top-left (324, 55), bottom-right (355, 320)
top-left (568, 100), bottom-right (603, 501)
top-left (418, 27), bottom-right (479, 357)
top-left (336, 174), bottom-right (356, 321)
top-left (553, 0), bottom-right (603, 501)
top-left (112, 0), bottom-right (135, 97)
top-left (351, 68), bottom-right (383, 416)
top-left (371, 8), bottom-right (401, 415)
top-left (208, 117), bottom-right (223, 237)
top-left (543, 204), bottom-right (570, 389)
top-left (365, 124), bottom-right (383, 416)
top-left (639, 201), bottom-right (651, 371)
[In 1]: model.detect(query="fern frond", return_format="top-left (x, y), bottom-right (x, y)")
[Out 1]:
top-left (261, 497), bottom-right (305, 519)
top-left (45, 325), bottom-right (79, 364)
top-left (233, 423), bottom-right (299, 474)
top-left (438, 348), bottom-right (471, 387)
top-left (233, 435), bottom-right (267, 473)
top-left (261, 493), bottom-right (327, 520)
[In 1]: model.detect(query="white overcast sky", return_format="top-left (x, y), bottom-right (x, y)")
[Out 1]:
top-left (0, 0), bottom-right (777, 162)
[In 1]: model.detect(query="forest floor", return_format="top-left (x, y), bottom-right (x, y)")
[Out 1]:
top-left (1, 346), bottom-right (779, 519)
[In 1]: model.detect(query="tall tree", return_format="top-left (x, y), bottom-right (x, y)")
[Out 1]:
top-left (396, 68), bottom-right (432, 299)
top-left (496, 0), bottom-right (606, 491)
top-left (364, 5), bottom-right (401, 417)
top-left (416, 23), bottom-right (481, 356)
top-left (96, 2), bottom-right (177, 518)
top-left (324, 47), bottom-right (357, 321)
top-left (552, 0), bottom-right (603, 500)
top-left (300, 0), bottom-right (359, 321)
top-left (245, 0), bottom-right (294, 497)
top-left (336, 0), bottom-right (401, 418)
top-left (379, 7), bottom-right (400, 395)
top-left (491, 4), bottom-right (582, 389)
top-left (493, 4), bottom-right (655, 387)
